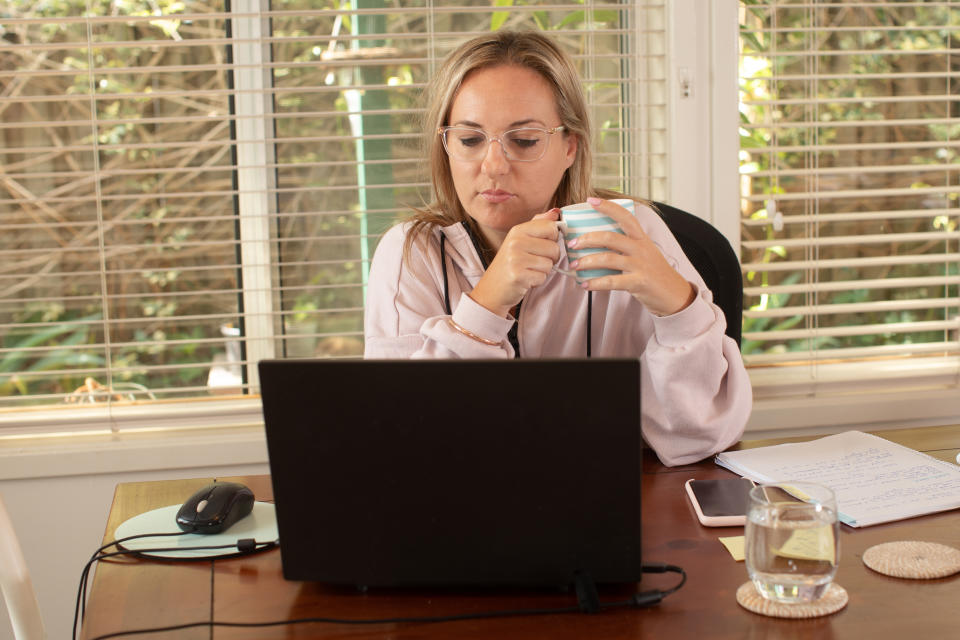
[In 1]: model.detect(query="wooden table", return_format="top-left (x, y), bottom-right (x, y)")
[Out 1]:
top-left (80, 426), bottom-right (960, 639)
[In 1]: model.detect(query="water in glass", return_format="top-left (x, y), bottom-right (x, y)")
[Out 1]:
top-left (745, 483), bottom-right (838, 603)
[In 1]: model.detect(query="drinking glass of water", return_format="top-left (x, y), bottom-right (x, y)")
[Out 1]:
top-left (745, 482), bottom-right (839, 604)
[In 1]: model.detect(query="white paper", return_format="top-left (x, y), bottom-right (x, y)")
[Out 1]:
top-left (715, 431), bottom-right (960, 527)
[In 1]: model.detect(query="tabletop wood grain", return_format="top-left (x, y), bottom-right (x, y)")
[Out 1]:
top-left (80, 426), bottom-right (960, 640)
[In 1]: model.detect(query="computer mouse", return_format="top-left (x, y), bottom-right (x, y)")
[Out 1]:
top-left (176, 482), bottom-right (255, 534)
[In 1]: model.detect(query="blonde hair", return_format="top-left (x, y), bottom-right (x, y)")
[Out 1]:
top-left (404, 30), bottom-right (619, 258)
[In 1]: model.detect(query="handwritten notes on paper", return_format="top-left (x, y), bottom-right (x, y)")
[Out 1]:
top-left (715, 431), bottom-right (960, 527)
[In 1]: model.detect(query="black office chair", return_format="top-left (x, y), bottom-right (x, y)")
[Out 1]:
top-left (652, 201), bottom-right (743, 348)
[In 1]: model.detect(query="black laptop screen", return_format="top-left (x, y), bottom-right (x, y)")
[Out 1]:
top-left (259, 358), bottom-right (642, 588)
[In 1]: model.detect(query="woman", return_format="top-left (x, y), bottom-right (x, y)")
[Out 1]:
top-left (364, 30), bottom-right (751, 465)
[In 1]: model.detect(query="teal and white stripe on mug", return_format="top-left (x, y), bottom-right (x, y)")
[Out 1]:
top-left (555, 198), bottom-right (633, 282)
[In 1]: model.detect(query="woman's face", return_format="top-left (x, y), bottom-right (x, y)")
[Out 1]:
top-left (445, 64), bottom-right (577, 249)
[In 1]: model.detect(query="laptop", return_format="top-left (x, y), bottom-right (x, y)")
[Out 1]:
top-left (258, 358), bottom-right (643, 588)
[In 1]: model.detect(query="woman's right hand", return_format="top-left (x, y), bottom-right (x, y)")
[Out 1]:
top-left (468, 209), bottom-right (562, 317)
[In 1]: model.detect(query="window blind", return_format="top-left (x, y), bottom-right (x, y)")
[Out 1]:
top-left (739, 1), bottom-right (960, 391)
top-left (0, 0), bottom-right (666, 429)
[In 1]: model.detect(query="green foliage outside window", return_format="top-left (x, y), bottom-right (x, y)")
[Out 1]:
top-left (1, 0), bottom-right (635, 406)
top-left (739, 1), bottom-right (959, 359)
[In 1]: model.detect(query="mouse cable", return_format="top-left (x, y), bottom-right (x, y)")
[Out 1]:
top-left (74, 535), bottom-right (278, 640)
top-left (74, 530), bottom-right (190, 639)
top-left (73, 533), bottom-right (277, 640)
top-left (82, 562), bottom-right (685, 640)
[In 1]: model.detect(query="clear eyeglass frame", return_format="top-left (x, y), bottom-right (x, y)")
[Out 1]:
top-left (438, 125), bottom-right (566, 162)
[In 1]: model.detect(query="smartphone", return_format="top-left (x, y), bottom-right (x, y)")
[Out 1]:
top-left (685, 477), bottom-right (755, 527)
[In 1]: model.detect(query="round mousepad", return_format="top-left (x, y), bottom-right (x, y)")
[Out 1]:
top-left (114, 502), bottom-right (278, 559)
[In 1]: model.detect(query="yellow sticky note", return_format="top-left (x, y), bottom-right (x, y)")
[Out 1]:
top-left (775, 527), bottom-right (836, 564)
top-left (719, 535), bottom-right (745, 561)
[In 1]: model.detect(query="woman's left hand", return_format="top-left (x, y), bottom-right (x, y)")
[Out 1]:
top-left (566, 197), bottom-right (696, 316)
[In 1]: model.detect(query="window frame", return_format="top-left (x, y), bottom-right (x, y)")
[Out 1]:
top-left (10, 2), bottom-right (952, 442)
top-left (232, 0), bottom-right (280, 390)
top-left (683, 2), bottom-right (960, 437)
top-left (1, 1), bottom-right (669, 438)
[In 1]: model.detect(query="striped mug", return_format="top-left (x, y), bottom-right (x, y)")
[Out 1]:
top-left (554, 198), bottom-right (633, 282)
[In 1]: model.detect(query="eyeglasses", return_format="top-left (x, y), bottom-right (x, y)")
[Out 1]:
top-left (438, 125), bottom-right (565, 162)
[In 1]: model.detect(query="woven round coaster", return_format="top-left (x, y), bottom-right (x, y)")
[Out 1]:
top-left (736, 581), bottom-right (848, 618)
top-left (862, 541), bottom-right (960, 579)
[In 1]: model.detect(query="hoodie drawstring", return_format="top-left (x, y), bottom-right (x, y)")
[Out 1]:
top-left (440, 230), bottom-right (593, 357)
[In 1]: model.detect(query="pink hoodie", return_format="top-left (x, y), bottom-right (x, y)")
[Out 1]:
top-left (364, 202), bottom-right (751, 466)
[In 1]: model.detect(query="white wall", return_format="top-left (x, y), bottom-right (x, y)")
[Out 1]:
top-left (0, 429), bottom-right (269, 640)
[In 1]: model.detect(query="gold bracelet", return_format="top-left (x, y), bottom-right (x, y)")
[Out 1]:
top-left (447, 317), bottom-right (500, 346)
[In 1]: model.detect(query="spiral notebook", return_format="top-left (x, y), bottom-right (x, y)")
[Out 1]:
top-left (715, 430), bottom-right (960, 527)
